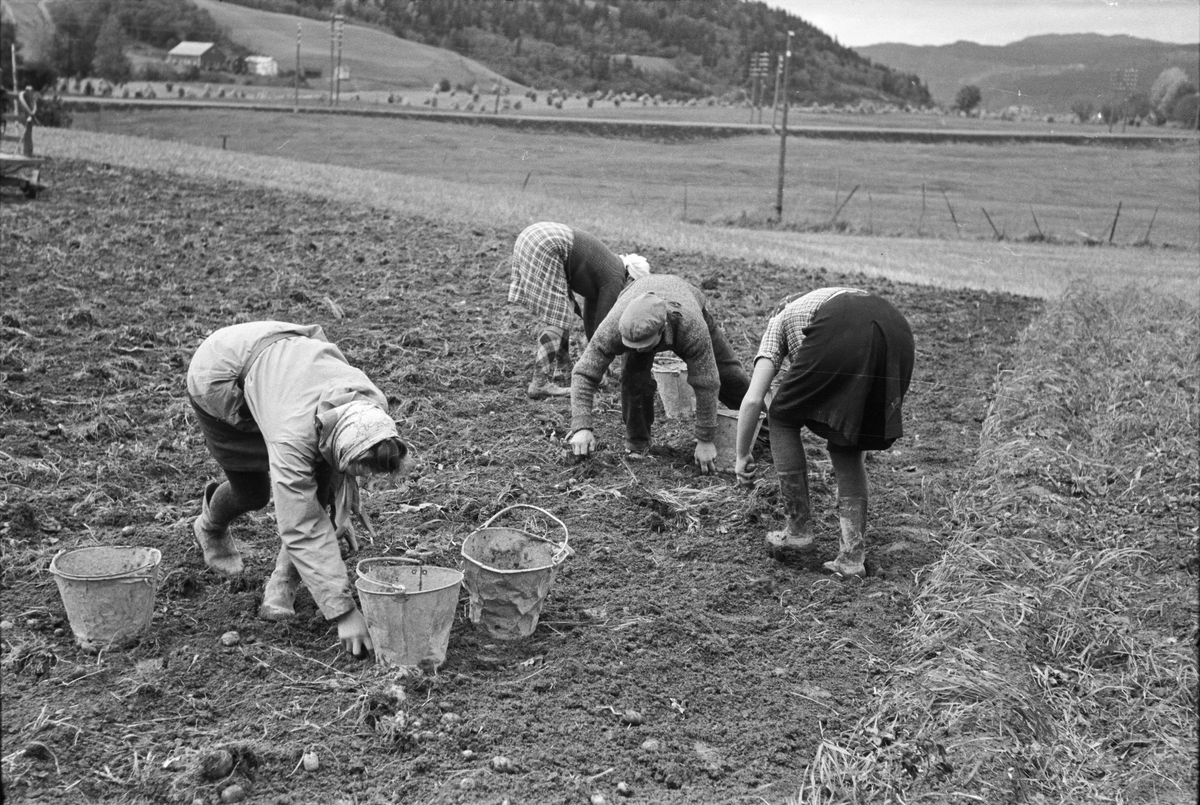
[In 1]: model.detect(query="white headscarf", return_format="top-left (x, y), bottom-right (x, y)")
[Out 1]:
top-left (621, 253), bottom-right (651, 280)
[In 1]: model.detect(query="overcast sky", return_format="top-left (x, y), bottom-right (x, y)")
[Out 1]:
top-left (769, 0), bottom-right (1200, 47)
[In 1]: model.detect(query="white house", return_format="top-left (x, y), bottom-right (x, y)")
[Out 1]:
top-left (245, 56), bottom-right (279, 77)
top-left (167, 42), bottom-right (217, 70)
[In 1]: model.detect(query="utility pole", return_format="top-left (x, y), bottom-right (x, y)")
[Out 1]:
top-left (294, 23), bottom-right (301, 113)
top-left (334, 14), bottom-right (344, 106)
top-left (748, 51), bottom-right (768, 124)
top-left (328, 15), bottom-right (335, 106)
top-left (757, 52), bottom-right (769, 123)
top-left (11, 45), bottom-right (18, 117)
top-left (774, 30), bottom-right (793, 220)
top-left (770, 52), bottom-right (783, 132)
top-left (748, 52), bottom-right (756, 123)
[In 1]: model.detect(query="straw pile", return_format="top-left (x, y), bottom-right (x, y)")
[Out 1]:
top-left (793, 284), bottom-right (1199, 803)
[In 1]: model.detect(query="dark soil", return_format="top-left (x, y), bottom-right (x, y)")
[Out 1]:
top-left (0, 161), bottom-right (1040, 804)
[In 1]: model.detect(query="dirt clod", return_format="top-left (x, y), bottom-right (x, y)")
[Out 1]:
top-left (197, 748), bottom-right (234, 781)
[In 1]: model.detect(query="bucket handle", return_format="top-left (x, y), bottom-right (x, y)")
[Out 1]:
top-left (356, 558), bottom-right (426, 596)
top-left (48, 548), bottom-right (160, 582)
top-left (478, 504), bottom-right (573, 562)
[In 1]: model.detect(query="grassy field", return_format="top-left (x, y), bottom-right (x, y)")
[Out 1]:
top-left (42, 118), bottom-right (1200, 300)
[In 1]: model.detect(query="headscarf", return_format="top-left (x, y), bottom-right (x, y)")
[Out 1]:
top-left (621, 253), bottom-right (651, 280)
top-left (315, 393), bottom-right (400, 542)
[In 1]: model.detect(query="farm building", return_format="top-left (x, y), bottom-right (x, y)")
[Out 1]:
top-left (245, 55), bottom-right (279, 77)
top-left (166, 42), bottom-right (217, 70)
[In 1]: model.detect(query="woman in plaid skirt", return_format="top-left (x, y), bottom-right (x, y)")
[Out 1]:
top-left (508, 222), bottom-right (649, 399)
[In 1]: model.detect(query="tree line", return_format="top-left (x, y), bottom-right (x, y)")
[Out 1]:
top-left (5, 0), bottom-right (245, 88)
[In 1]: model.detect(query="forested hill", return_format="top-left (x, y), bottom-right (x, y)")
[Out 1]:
top-left (220, 0), bottom-right (933, 106)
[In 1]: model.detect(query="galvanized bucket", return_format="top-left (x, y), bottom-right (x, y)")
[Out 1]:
top-left (356, 560), bottom-right (463, 670)
top-left (712, 409), bottom-right (765, 474)
top-left (460, 505), bottom-right (572, 640)
top-left (652, 354), bottom-right (695, 418)
top-left (50, 546), bottom-right (162, 650)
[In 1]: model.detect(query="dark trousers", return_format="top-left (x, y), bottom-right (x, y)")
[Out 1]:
top-left (620, 310), bottom-right (750, 450)
top-left (191, 397), bottom-right (332, 526)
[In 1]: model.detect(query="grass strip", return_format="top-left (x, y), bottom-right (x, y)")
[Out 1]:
top-left (791, 283), bottom-right (1199, 803)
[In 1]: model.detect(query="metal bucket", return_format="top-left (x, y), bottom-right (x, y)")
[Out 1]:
top-left (356, 560), bottom-right (463, 670)
top-left (49, 546), bottom-right (162, 650)
top-left (460, 505), bottom-right (572, 640)
top-left (652, 355), bottom-right (695, 418)
top-left (711, 409), bottom-right (765, 473)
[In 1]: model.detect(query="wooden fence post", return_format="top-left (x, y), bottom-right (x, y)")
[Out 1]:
top-left (1107, 201), bottom-right (1122, 244)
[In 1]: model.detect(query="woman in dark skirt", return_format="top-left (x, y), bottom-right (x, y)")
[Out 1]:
top-left (734, 288), bottom-right (914, 577)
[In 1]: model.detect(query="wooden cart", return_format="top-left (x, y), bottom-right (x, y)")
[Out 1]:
top-left (0, 153), bottom-right (47, 199)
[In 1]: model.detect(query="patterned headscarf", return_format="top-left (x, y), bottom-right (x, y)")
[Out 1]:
top-left (315, 395), bottom-right (400, 543)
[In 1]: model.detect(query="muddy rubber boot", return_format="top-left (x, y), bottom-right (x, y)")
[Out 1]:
top-left (823, 496), bottom-right (867, 578)
top-left (528, 327), bottom-right (573, 400)
top-left (765, 471), bottom-right (816, 559)
top-left (258, 548), bottom-right (301, 622)
top-left (526, 374), bottom-right (572, 400)
top-left (193, 481), bottom-right (244, 578)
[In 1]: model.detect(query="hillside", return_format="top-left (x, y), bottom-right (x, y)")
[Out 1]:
top-left (857, 34), bottom-right (1200, 114)
top-left (218, 0), bottom-right (933, 106)
top-left (190, 0), bottom-right (516, 93)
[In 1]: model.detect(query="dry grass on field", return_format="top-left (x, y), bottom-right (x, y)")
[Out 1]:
top-left (790, 285), bottom-right (1199, 804)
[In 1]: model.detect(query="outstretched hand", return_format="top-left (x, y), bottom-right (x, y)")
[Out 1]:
top-left (336, 608), bottom-right (373, 658)
top-left (735, 455), bottom-right (757, 487)
top-left (694, 440), bottom-right (718, 475)
top-left (569, 429), bottom-right (596, 457)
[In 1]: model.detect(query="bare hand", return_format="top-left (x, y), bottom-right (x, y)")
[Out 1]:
top-left (735, 455), bottom-right (757, 487)
top-left (335, 526), bottom-right (360, 558)
top-left (694, 440), bottom-right (718, 475)
top-left (336, 608), bottom-right (373, 658)
top-left (569, 429), bottom-right (596, 457)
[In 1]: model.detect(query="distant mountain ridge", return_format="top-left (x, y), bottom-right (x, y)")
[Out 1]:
top-left (856, 34), bottom-right (1200, 114)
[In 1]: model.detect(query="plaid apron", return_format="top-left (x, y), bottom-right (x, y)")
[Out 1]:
top-left (508, 222), bottom-right (576, 330)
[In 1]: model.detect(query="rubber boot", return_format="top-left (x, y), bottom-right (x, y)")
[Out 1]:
top-left (258, 548), bottom-right (302, 622)
top-left (193, 481), bottom-right (244, 578)
top-left (527, 328), bottom-right (571, 399)
top-left (823, 496), bottom-right (867, 578)
top-left (765, 472), bottom-right (816, 559)
top-left (527, 373), bottom-right (571, 400)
